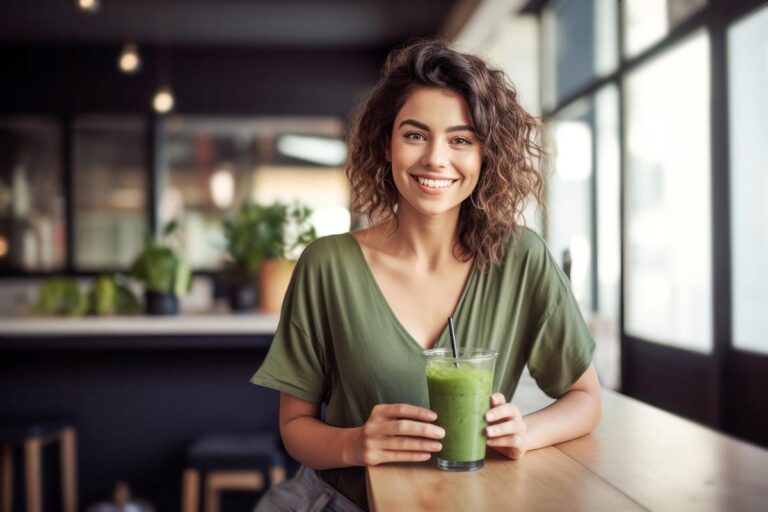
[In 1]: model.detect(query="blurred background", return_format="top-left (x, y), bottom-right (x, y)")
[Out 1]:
top-left (0, 0), bottom-right (766, 510)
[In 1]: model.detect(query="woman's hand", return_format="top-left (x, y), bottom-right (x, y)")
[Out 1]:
top-left (485, 392), bottom-right (528, 460)
top-left (350, 404), bottom-right (445, 466)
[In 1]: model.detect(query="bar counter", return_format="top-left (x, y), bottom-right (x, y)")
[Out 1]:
top-left (367, 387), bottom-right (768, 512)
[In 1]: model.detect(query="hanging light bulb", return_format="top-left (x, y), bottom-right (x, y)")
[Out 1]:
top-left (118, 43), bottom-right (141, 74)
top-left (153, 87), bottom-right (175, 114)
top-left (77, 0), bottom-right (100, 12)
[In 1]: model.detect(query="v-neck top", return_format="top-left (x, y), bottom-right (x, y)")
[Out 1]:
top-left (251, 228), bottom-right (595, 510)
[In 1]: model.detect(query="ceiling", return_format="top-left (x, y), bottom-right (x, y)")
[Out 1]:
top-left (0, 0), bottom-right (465, 48)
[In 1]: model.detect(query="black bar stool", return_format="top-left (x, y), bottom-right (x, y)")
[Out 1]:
top-left (182, 432), bottom-right (285, 512)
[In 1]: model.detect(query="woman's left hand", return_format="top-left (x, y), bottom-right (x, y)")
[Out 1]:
top-left (485, 392), bottom-right (528, 460)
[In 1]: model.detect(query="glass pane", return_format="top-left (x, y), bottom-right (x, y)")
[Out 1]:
top-left (0, 117), bottom-right (65, 271)
top-left (595, 84), bottom-right (621, 388)
top-left (624, 31), bottom-right (712, 352)
top-left (73, 116), bottom-right (148, 269)
top-left (623, 0), bottom-right (707, 58)
top-left (160, 117), bottom-right (350, 269)
top-left (547, 98), bottom-right (594, 314)
top-left (728, 5), bottom-right (768, 355)
top-left (542, 0), bottom-right (618, 109)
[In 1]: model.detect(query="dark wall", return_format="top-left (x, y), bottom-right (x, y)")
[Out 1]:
top-left (0, 44), bottom-right (388, 116)
top-left (0, 341), bottom-right (282, 511)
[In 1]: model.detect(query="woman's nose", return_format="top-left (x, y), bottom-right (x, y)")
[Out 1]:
top-left (423, 141), bottom-right (449, 168)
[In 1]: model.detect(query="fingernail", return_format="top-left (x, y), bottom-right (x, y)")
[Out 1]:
top-left (486, 412), bottom-right (496, 421)
top-left (436, 428), bottom-right (445, 438)
top-left (487, 426), bottom-right (497, 436)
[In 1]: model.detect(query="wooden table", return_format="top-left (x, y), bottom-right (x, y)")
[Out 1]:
top-left (366, 386), bottom-right (768, 511)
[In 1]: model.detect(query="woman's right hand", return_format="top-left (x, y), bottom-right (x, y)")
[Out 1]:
top-left (350, 403), bottom-right (445, 466)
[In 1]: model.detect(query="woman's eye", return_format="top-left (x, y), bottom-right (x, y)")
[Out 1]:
top-left (452, 137), bottom-right (472, 145)
top-left (404, 132), bottom-right (426, 141)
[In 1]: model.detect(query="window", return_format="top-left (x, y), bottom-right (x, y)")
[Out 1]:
top-left (0, 117), bottom-right (65, 271)
top-left (624, 30), bottom-right (712, 352)
top-left (73, 116), bottom-right (148, 269)
top-left (542, 0), bottom-right (618, 109)
top-left (728, 5), bottom-right (768, 355)
top-left (159, 117), bottom-right (350, 269)
top-left (623, 0), bottom-right (707, 57)
top-left (547, 98), bottom-right (594, 313)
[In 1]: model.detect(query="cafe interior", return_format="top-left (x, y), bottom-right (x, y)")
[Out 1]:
top-left (1, 0), bottom-right (767, 510)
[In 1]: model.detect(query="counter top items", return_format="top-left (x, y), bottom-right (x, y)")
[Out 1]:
top-left (222, 201), bottom-right (316, 314)
top-left (130, 220), bottom-right (191, 316)
top-left (366, 387), bottom-right (768, 511)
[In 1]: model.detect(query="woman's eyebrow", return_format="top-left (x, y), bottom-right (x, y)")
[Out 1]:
top-left (398, 119), bottom-right (475, 133)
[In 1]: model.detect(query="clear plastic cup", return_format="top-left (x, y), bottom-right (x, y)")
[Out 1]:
top-left (423, 347), bottom-right (497, 471)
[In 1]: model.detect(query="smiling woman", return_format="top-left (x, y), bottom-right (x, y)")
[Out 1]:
top-left (250, 39), bottom-right (600, 512)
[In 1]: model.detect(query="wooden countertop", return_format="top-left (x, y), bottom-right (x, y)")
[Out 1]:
top-left (366, 386), bottom-right (768, 512)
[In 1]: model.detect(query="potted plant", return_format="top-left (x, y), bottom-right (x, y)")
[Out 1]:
top-left (222, 201), bottom-right (316, 313)
top-left (130, 221), bottom-right (192, 315)
top-left (87, 274), bottom-right (142, 316)
top-left (32, 276), bottom-right (89, 316)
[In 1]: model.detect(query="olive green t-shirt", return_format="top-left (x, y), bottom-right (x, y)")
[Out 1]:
top-left (251, 228), bottom-right (595, 510)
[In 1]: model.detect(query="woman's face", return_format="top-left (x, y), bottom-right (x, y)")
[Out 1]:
top-left (389, 87), bottom-right (483, 219)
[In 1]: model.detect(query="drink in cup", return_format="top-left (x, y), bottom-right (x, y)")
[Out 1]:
top-left (423, 347), bottom-right (497, 471)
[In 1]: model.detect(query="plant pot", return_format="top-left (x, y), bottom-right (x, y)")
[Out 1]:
top-left (228, 281), bottom-right (258, 313)
top-left (259, 259), bottom-right (296, 314)
top-left (144, 291), bottom-right (179, 316)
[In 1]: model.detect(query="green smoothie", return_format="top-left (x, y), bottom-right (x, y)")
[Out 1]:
top-left (426, 363), bottom-right (493, 465)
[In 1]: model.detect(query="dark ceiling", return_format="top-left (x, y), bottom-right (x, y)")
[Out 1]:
top-left (0, 0), bottom-right (464, 48)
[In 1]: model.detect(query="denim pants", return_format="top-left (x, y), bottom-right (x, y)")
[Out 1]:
top-left (254, 466), bottom-right (363, 512)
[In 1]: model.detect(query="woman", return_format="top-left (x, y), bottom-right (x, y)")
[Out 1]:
top-left (252, 39), bottom-right (601, 511)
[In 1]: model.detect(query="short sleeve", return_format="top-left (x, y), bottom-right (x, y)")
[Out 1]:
top-left (527, 289), bottom-right (595, 398)
top-left (521, 232), bottom-right (596, 398)
top-left (250, 249), bottom-right (328, 403)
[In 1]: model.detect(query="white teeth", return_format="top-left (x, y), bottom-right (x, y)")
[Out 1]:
top-left (417, 177), bottom-right (453, 189)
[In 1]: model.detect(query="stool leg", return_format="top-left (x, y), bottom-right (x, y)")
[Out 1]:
top-left (1, 444), bottom-right (13, 512)
top-left (182, 468), bottom-right (200, 512)
top-left (269, 465), bottom-right (285, 486)
top-left (23, 437), bottom-right (42, 512)
top-left (204, 474), bottom-right (220, 512)
top-left (60, 428), bottom-right (77, 512)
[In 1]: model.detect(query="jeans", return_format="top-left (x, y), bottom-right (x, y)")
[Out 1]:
top-left (254, 466), bottom-right (363, 512)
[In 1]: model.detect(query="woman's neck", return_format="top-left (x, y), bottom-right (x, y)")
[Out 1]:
top-left (384, 202), bottom-right (462, 272)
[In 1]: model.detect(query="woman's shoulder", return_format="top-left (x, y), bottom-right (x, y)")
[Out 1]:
top-left (506, 225), bottom-right (551, 262)
top-left (296, 232), bottom-right (357, 269)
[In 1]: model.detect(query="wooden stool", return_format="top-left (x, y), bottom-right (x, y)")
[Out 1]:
top-left (0, 422), bottom-right (77, 512)
top-left (182, 433), bottom-right (285, 512)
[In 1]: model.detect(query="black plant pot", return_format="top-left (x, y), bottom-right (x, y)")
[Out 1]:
top-left (228, 282), bottom-right (258, 313)
top-left (144, 291), bottom-right (179, 316)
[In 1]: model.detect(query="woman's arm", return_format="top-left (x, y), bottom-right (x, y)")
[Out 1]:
top-left (485, 363), bottom-right (602, 459)
top-left (279, 392), bottom-right (445, 470)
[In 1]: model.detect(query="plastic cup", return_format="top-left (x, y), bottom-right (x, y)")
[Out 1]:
top-left (423, 347), bottom-right (497, 471)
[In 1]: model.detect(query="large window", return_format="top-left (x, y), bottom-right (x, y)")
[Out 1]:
top-left (73, 115), bottom-right (148, 269)
top-left (0, 118), bottom-right (65, 271)
top-left (728, 4), bottom-right (768, 355)
top-left (624, 31), bottom-right (712, 352)
top-left (623, 0), bottom-right (707, 57)
top-left (542, 0), bottom-right (618, 109)
top-left (159, 117), bottom-right (350, 269)
top-left (548, 99), bottom-right (595, 313)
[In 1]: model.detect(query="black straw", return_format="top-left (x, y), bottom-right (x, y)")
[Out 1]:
top-left (448, 316), bottom-right (459, 367)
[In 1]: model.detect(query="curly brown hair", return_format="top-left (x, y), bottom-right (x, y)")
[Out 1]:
top-left (346, 39), bottom-right (546, 270)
